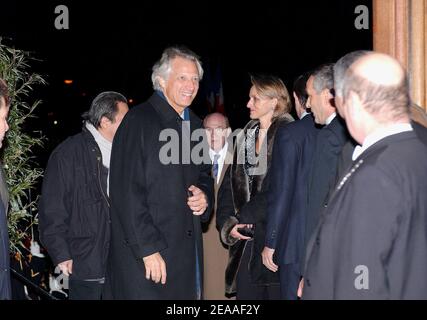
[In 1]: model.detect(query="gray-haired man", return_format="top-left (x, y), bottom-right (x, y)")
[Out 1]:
top-left (304, 64), bottom-right (350, 267)
top-left (106, 46), bottom-right (213, 299)
top-left (39, 91), bottom-right (128, 299)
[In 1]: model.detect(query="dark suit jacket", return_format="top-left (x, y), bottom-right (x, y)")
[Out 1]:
top-left (107, 93), bottom-right (213, 299)
top-left (304, 116), bottom-right (349, 261)
top-left (265, 114), bottom-right (319, 269)
top-left (303, 131), bottom-right (427, 299)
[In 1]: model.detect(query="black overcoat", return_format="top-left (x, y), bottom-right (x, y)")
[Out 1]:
top-left (304, 131), bottom-right (427, 299)
top-left (106, 93), bottom-right (213, 299)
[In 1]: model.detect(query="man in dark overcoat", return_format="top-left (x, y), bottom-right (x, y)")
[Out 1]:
top-left (106, 46), bottom-right (213, 299)
top-left (303, 52), bottom-right (427, 299)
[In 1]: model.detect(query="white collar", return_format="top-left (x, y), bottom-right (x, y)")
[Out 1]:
top-left (325, 112), bottom-right (337, 126)
top-left (209, 142), bottom-right (228, 160)
top-left (85, 122), bottom-right (111, 147)
top-left (352, 123), bottom-right (413, 160)
top-left (300, 111), bottom-right (309, 120)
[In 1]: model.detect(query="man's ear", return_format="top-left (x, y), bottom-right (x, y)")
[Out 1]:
top-left (158, 77), bottom-right (166, 90)
top-left (99, 116), bottom-right (111, 129)
top-left (293, 92), bottom-right (298, 101)
top-left (322, 88), bottom-right (334, 106)
top-left (293, 92), bottom-right (300, 106)
top-left (347, 91), bottom-right (362, 119)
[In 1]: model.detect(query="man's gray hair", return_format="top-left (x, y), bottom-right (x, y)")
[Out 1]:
top-left (82, 91), bottom-right (127, 128)
top-left (312, 63), bottom-right (334, 94)
top-left (334, 50), bottom-right (370, 98)
top-left (151, 46), bottom-right (204, 91)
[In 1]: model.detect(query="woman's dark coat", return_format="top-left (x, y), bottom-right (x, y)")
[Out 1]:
top-left (216, 114), bottom-right (294, 295)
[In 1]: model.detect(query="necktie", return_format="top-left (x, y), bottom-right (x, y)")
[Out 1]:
top-left (213, 153), bottom-right (220, 178)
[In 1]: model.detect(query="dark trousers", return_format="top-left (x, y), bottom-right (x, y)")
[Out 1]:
top-left (236, 242), bottom-right (281, 300)
top-left (69, 279), bottom-right (104, 300)
top-left (279, 263), bottom-right (301, 300)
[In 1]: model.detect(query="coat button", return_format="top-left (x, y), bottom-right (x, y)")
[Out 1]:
top-left (187, 230), bottom-right (192, 236)
top-left (316, 237), bottom-right (320, 245)
top-left (306, 279), bottom-right (311, 287)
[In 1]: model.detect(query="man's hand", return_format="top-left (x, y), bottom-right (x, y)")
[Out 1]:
top-left (297, 278), bottom-right (304, 298)
top-left (58, 259), bottom-right (73, 276)
top-left (143, 252), bottom-right (167, 284)
top-left (262, 247), bottom-right (278, 272)
top-left (187, 185), bottom-right (208, 215)
top-left (230, 224), bottom-right (253, 240)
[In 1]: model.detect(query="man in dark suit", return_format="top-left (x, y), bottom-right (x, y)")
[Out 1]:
top-left (262, 73), bottom-right (319, 299)
top-left (303, 52), bottom-right (427, 299)
top-left (107, 46), bottom-right (213, 299)
top-left (333, 51), bottom-right (427, 183)
top-left (0, 79), bottom-right (11, 300)
top-left (303, 64), bottom-right (350, 265)
top-left (202, 112), bottom-right (233, 299)
top-left (333, 51), bottom-right (369, 182)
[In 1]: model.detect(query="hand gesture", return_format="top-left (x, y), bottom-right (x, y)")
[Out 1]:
top-left (187, 185), bottom-right (208, 215)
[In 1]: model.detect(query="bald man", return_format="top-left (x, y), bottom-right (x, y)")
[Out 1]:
top-left (202, 113), bottom-right (233, 299)
top-left (333, 51), bottom-right (427, 184)
top-left (302, 52), bottom-right (427, 299)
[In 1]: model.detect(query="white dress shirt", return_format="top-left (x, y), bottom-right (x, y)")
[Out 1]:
top-left (300, 111), bottom-right (310, 120)
top-left (325, 112), bottom-right (337, 126)
top-left (209, 142), bottom-right (229, 183)
top-left (352, 123), bottom-right (413, 160)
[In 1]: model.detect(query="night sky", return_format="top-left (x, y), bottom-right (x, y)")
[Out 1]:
top-left (1, 0), bottom-right (372, 164)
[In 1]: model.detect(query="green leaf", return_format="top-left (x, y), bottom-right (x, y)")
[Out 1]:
top-left (0, 40), bottom-right (45, 254)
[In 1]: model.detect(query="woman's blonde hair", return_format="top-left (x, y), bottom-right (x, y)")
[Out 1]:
top-left (250, 74), bottom-right (292, 119)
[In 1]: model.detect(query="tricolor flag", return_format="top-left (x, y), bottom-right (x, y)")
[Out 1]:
top-left (203, 62), bottom-right (225, 114)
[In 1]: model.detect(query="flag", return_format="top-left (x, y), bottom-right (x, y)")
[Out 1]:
top-left (202, 61), bottom-right (225, 114)
top-left (213, 64), bottom-right (225, 114)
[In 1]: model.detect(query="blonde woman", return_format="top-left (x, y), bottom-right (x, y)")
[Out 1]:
top-left (217, 74), bottom-right (294, 299)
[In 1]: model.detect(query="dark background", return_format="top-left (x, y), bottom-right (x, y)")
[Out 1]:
top-left (0, 0), bottom-right (372, 165)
